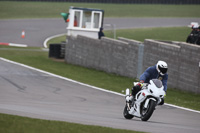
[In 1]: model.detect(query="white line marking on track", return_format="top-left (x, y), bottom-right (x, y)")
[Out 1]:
top-left (43, 33), bottom-right (67, 48)
top-left (0, 57), bottom-right (199, 114)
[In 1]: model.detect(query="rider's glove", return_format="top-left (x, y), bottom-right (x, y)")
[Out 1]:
top-left (137, 80), bottom-right (144, 87)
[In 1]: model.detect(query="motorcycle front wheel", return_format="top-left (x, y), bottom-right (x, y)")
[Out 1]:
top-left (140, 100), bottom-right (156, 121)
top-left (123, 104), bottom-right (134, 119)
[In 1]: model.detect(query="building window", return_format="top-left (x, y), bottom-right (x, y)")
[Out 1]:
top-left (81, 11), bottom-right (91, 28)
top-left (93, 12), bottom-right (101, 29)
top-left (74, 11), bottom-right (81, 27)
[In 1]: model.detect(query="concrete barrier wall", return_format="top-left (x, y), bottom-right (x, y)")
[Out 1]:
top-left (143, 39), bottom-right (181, 89)
top-left (65, 36), bottom-right (142, 78)
top-left (178, 43), bottom-right (200, 93)
top-left (65, 35), bottom-right (200, 93)
top-left (143, 39), bottom-right (200, 93)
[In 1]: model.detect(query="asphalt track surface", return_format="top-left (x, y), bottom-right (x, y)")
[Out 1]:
top-left (0, 18), bottom-right (200, 133)
top-left (0, 58), bottom-right (200, 133)
top-left (1, 18), bottom-right (200, 47)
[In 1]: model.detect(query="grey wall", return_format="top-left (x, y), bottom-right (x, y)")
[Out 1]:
top-left (65, 35), bottom-right (200, 93)
top-left (143, 40), bottom-right (200, 93)
top-left (65, 36), bottom-right (143, 78)
top-left (178, 42), bottom-right (200, 93)
top-left (143, 40), bottom-right (181, 89)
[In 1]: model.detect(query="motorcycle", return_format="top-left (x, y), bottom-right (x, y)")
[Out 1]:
top-left (123, 79), bottom-right (166, 121)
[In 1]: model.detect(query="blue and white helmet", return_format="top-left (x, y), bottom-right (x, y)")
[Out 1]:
top-left (156, 61), bottom-right (168, 76)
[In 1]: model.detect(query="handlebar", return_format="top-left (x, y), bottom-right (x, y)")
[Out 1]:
top-left (133, 82), bottom-right (148, 86)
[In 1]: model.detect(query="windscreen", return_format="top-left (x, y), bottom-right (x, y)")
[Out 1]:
top-left (152, 79), bottom-right (162, 88)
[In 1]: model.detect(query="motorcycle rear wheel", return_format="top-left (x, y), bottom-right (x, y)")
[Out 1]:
top-left (123, 104), bottom-right (134, 119)
top-left (141, 100), bottom-right (156, 121)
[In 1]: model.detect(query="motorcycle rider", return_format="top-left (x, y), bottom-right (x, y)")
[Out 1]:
top-left (186, 24), bottom-right (200, 44)
top-left (126, 60), bottom-right (168, 105)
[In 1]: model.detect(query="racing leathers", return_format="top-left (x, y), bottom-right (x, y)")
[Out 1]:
top-left (140, 65), bottom-right (168, 92)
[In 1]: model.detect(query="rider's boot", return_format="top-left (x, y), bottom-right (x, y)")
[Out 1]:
top-left (125, 95), bottom-right (133, 111)
top-left (126, 95), bottom-right (133, 103)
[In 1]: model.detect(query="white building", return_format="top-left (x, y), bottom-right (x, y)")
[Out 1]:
top-left (66, 7), bottom-right (104, 39)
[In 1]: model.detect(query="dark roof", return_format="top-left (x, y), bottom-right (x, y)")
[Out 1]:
top-left (71, 7), bottom-right (104, 12)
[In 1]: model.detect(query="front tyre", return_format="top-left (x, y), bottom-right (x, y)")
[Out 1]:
top-left (141, 100), bottom-right (156, 121)
top-left (123, 104), bottom-right (134, 119)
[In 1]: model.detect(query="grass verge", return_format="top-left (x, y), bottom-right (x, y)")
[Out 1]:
top-left (47, 35), bottom-right (67, 47)
top-left (0, 113), bottom-right (143, 133)
top-left (0, 1), bottom-right (200, 19)
top-left (105, 27), bottom-right (191, 42)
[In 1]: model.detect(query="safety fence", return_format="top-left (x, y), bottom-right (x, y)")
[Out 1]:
top-left (3, 0), bottom-right (200, 4)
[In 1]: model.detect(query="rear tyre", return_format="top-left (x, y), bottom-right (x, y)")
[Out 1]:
top-left (123, 104), bottom-right (134, 119)
top-left (141, 100), bottom-right (156, 121)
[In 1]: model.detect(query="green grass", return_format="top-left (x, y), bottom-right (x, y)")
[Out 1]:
top-left (0, 1), bottom-right (200, 19)
top-left (0, 113), bottom-right (143, 133)
top-left (166, 89), bottom-right (200, 111)
top-left (105, 27), bottom-right (191, 42)
top-left (47, 35), bottom-right (67, 47)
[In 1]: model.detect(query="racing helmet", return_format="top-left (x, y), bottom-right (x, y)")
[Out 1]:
top-left (156, 61), bottom-right (168, 75)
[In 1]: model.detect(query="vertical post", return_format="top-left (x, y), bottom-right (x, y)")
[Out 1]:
top-left (137, 43), bottom-right (144, 79)
top-left (199, 62), bottom-right (200, 73)
top-left (113, 24), bottom-right (116, 39)
top-left (199, 62), bottom-right (200, 92)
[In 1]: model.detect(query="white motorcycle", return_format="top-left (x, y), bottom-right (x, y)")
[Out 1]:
top-left (123, 79), bottom-right (166, 121)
